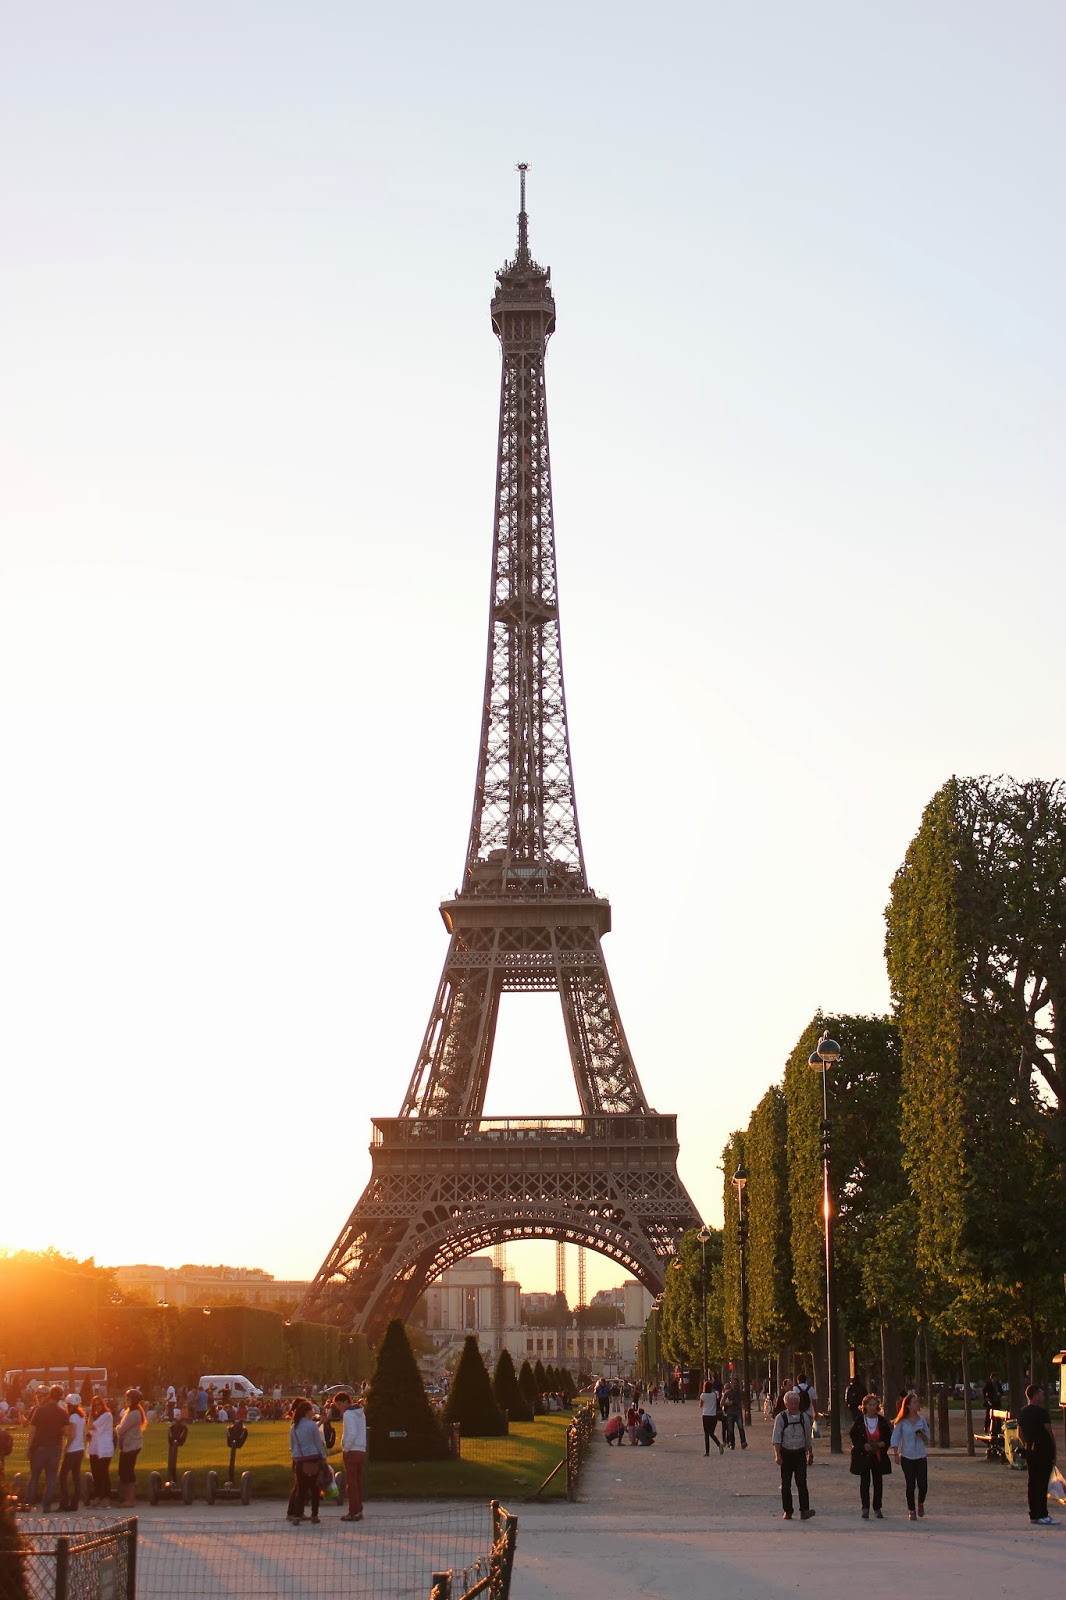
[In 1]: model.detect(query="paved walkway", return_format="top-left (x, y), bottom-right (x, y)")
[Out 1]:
top-left (18, 1408), bottom-right (1062, 1596)
top-left (510, 1407), bottom-right (1064, 1598)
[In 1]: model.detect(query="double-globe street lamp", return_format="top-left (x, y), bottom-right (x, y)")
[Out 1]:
top-left (732, 1165), bottom-right (751, 1424)
top-left (808, 1029), bottom-right (843, 1454)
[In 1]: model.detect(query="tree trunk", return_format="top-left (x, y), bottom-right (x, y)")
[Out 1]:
top-left (1006, 1343), bottom-right (1026, 1412)
top-left (960, 1336), bottom-right (975, 1456)
top-left (808, 1333), bottom-right (825, 1413)
top-left (921, 1323), bottom-right (935, 1445)
top-left (880, 1321), bottom-right (904, 1409)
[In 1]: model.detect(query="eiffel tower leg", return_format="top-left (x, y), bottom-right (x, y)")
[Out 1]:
top-left (555, 930), bottom-right (649, 1115)
top-left (398, 936), bottom-right (501, 1121)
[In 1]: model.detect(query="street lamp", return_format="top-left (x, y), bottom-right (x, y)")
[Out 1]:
top-left (732, 1166), bottom-right (751, 1425)
top-left (808, 1029), bottom-right (842, 1454)
top-left (697, 1226), bottom-right (712, 1386)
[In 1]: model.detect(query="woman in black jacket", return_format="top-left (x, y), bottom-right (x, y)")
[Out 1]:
top-left (849, 1393), bottom-right (893, 1518)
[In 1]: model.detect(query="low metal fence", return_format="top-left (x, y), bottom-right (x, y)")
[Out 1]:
top-left (131, 1500), bottom-right (505, 1599)
top-left (4, 1515), bottom-right (137, 1600)
top-left (429, 1501), bottom-right (516, 1600)
top-left (565, 1402), bottom-right (597, 1500)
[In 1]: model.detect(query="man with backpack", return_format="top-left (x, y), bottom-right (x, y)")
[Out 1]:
top-left (772, 1389), bottom-right (816, 1521)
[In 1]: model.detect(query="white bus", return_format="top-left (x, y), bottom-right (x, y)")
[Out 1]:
top-left (4, 1366), bottom-right (109, 1399)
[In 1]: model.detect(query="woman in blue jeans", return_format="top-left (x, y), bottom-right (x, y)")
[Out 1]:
top-left (891, 1391), bottom-right (930, 1519)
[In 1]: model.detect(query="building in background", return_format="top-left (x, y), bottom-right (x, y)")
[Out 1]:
top-left (112, 1264), bottom-right (307, 1312)
top-left (419, 1256), bottom-right (652, 1377)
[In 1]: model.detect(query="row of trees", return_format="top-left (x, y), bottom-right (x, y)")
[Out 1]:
top-left (651, 776), bottom-right (1066, 1408)
top-left (367, 1321), bottom-right (577, 1460)
top-left (0, 1251), bottom-right (369, 1392)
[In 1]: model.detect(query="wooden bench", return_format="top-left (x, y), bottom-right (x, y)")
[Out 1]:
top-left (975, 1408), bottom-right (1011, 1460)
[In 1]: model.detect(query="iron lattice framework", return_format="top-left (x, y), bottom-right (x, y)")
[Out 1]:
top-left (300, 172), bottom-right (700, 1342)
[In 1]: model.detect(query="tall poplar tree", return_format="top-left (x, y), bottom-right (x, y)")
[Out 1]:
top-left (885, 774), bottom-right (1066, 1366)
top-left (743, 1086), bottom-right (805, 1357)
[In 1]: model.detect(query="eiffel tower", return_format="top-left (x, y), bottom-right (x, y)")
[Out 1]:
top-left (299, 169), bottom-right (701, 1343)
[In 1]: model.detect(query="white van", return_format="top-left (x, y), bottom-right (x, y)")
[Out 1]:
top-left (198, 1374), bottom-right (263, 1401)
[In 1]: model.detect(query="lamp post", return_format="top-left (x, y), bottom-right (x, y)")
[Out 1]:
top-left (808, 1029), bottom-right (843, 1454)
top-left (732, 1166), bottom-right (751, 1425)
top-left (697, 1226), bottom-right (711, 1386)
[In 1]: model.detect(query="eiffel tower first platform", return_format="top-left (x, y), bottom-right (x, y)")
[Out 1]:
top-left (299, 170), bottom-right (702, 1343)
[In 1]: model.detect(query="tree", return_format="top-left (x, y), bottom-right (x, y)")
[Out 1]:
top-left (721, 1131), bottom-right (746, 1353)
top-left (492, 1347), bottom-right (532, 1422)
top-left (532, 1358), bottom-right (547, 1396)
top-left (0, 1494), bottom-right (31, 1600)
top-left (364, 1319), bottom-right (448, 1461)
top-left (443, 1337), bottom-right (507, 1437)
top-left (743, 1086), bottom-right (806, 1358)
top-left (784, 1012), bottom-right (907, 1397)
top-left (518, 1359), bottom-right (539, 1417)
top-left (885, 777), bottom-right (1066, 1309)
top-left (659, 1227), bottom-right (725, 1373)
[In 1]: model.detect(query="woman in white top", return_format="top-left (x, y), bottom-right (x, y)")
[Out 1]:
top-left (86, 1397), bottom-right (116, 1506)
top-left (116, 1390), bottom-right (147, 1507)
top-left (58, 1394), bottom-right (87, 1511)
top-left (890, 1391), bottom-right (930, 1520)
top-left (700, 1380), bottom-right (725, 1456)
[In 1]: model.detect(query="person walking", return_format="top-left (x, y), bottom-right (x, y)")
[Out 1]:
top-left (850, 1393), bottom-right (892, 1519)
top-left (335, 1391), bottom-right (366, 1522)
top-left (772, 1389), bottom-right (815, 1520)
top-left (1018, 1382), bottom-right (1058, 1526)
top-left (58, 1394), bottom-right (87, 1511)
top-left (890, 1390), bottom-right (930, 1520)
top-left (115, 1390), bottom-right (146, 1507)
top-left (700, 1380), bottom-right (725, 1456)
top-left (86, 1397), bottom-right (115, 1506)
top-left (724, 1380), bottom-right (747, 1450)
top-left (288, 1398), bottom-right (327, 1525)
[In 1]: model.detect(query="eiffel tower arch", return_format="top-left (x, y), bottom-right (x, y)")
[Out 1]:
top-left (299, 170), bottom-right (701, 1344)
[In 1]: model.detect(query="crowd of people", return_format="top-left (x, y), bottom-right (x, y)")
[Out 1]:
top-left (7, 1383), bottom-right (148, 1513)
top-left (595, 1367), bottom-right (1062, 1528)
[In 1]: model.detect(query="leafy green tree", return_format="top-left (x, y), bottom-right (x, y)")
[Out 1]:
top-left (492, 1347), bottom-right (532, 1422)
top-left (885, 777), bottom-right (1066, 1323)
top-left (784, 1012), bottom-right (907, 1398)
top-left (743, 1086), bottom-right (806, 1358)
top-left (721, 1131), bottom-right (746, 1352)
top-left (365, 1318), bottom-right (448, 1461)
top-left (0, 1494), bottom-right (31, 1600)
top-left (659, 1227), bottom-right (725, 1374)
top-left (443, 1336), bottom-right (507, 1437)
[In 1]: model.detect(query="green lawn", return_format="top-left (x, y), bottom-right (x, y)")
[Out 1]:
top-left (7, 1414), bottom-right (573, 1502)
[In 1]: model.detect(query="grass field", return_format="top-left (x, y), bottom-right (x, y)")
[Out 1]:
top-left (6, 1414), bottom-right (573, 1502)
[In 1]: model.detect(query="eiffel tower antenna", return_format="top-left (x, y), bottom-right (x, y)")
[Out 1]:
top-left (297, 177), bottom-right (702, 1342)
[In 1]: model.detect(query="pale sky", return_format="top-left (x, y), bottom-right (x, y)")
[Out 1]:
top-left (1, 2), bottom-right (1062, 1305)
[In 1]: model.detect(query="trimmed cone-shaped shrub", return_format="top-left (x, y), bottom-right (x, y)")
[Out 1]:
top-left (492, 1347), bottom-right (533, 1423)
top-left (519, 1358), bottom-right (541, 1416)
top-left (0, 1494), bottom-right (32, 1600)
top-left (365, 1319), bottom-right (449, 1462)
top-left (560, 1366), bottom-right (576, 1399)
top-left (443, 1336), bottom-right (507, 1437)
top-left (533, 1358), bottom-right (548, 1396)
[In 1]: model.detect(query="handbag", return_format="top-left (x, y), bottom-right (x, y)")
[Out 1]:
top-left (299, 1457), bottom-right (320, 1477)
